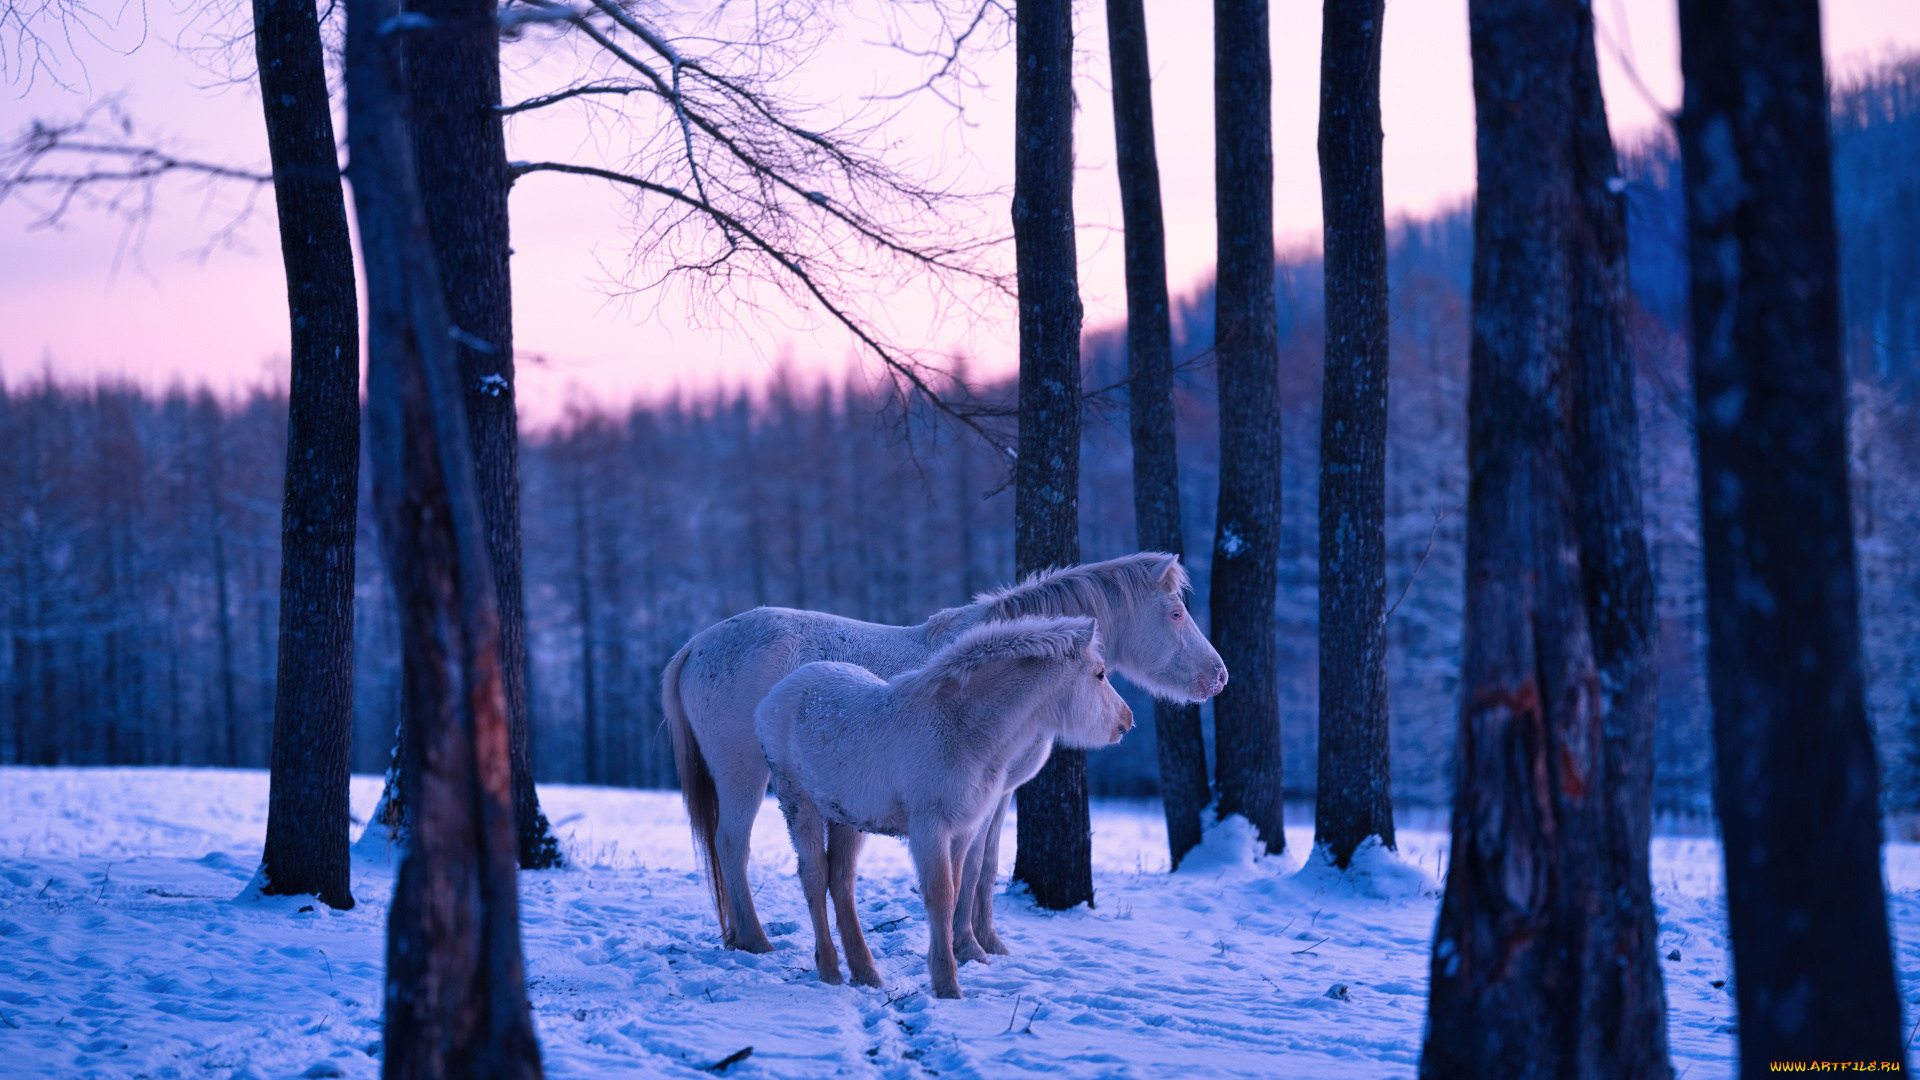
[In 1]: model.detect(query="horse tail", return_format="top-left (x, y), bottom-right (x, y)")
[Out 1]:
top-left (663, 641), bottom-right (731, 942)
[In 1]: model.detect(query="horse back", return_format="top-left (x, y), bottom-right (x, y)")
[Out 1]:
top-left (675, 607), bottom-right (941, 753)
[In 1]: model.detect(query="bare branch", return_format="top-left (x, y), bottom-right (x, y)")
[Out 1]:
top-left (1, 0), bottom-right (152, 93)
top-left (495, 80), bottom-right (654, 116)
top-left (511, 158), bottom-right (1015, 459)
top-left (0, 100), bottom-right (272, 267)
top-left (494, 0), bottom-right (1016, 462)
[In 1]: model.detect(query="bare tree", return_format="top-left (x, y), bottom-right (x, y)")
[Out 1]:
top-left (406, 0), bottom-right (563, 871)
top-left (1676, 0), bottom-right (1903, 1065)
top-left (1105, 0), bottom-right (1207, 870)
top-left (1210, 0), bottom-right (1285, 854)
top-left (1006, 0), bottom-right (1089, 912)
top-left (1568, 11), bottom-right (1669, 1071)
top-left (347, 0), bottom-right (542, 1069)
top-left (504, 0), bottom-right (1014, 454)
top-left (1424, 0), bottom-right (1672, 1071)
top-left (1313, 0), bottom-right (1393, 867)
top-left (253, 0), bottom-right (362, 912)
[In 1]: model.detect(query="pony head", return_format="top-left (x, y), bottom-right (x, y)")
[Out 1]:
top-left (896, 615), bottom-right (1134, 747)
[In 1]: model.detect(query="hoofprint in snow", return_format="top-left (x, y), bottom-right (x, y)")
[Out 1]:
top-left (2, 769), bottom-right (1917, 1079)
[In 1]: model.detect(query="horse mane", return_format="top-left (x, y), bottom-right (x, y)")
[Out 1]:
top-left (922, 605), bottom-right (973, 645)
top-left (892, 615), bottom-right (1100, 701)
top-left (972, 552), bottom-right (1185, 626)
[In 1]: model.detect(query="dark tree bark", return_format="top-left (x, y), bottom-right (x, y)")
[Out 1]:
top-left (403, 0), bottom-right (561, 869)
top-left (1568, 14), bottom-right (1671, 1074)
top-left (210, 456), bottom-right (240, 767)
top-left (571, 464), bottom-right (598, 785)
top-left (254, 0), bottom-right (362, 912)
top-left (1313, 0), bottom-right (1394, 868)
top-left (1106, 0), bottom-right (1208, 871)
top-left (1677, 0), bottom-right (1904, 1066)
top-left (1008, 0), bottom-right (1091, 912)
top-left (347, 0), bottom-right (542, 1071)
top-left (1209, 0), bottom-right (1285, 854)
top-left (1421, 0), bottom-right (1613, 1071)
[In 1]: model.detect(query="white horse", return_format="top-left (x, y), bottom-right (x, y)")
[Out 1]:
top-left (756, 616), bottom-right (1133, 999)
top-left (663, 552), bottom-right (1229, 955)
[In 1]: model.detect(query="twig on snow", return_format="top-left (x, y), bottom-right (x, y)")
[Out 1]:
top-left (703, 1046), bottom-right (753, 1073)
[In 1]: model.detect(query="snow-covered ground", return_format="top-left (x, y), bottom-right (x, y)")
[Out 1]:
top-left (3, 768), bottom-right (1918, 1078)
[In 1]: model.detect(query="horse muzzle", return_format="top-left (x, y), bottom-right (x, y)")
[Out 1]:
top-left (1191, 668), bottom-right (1229, 701)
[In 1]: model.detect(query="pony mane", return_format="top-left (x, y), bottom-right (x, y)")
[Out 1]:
top-left (972, 552), bottom-right (1186, 625)
top-left (922, 605), bottom-right (973, 645)
top-left (892, 615), bottom-right (1100, 701)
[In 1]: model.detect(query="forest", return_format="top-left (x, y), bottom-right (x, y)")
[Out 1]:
top-left (5, 56), bottom-right (1917, 817)
top-left (4, 0), bottom-right (1918, 1068)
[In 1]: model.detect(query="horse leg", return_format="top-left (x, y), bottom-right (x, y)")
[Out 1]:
top-left (972, 793), bottom-right (1013, 955)
top-left (713, 762), bottom-right (776, 953)
top-left (951, 814), bottom-right (992, 965)
top-left (909, 826), bottom-right (963, 999)
top-left (827, 822), bottom-right (882, 988)
top-left (783, 793), bottom-right (840, 984)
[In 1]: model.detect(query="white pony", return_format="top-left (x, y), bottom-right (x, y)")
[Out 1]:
top-left (756, 616), bottom-right (1133, 999)
top-left (664, 552), bottom-right (1228, 956)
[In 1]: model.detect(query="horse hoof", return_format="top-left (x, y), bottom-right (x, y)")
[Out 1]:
top-left (730, 934), bottom-right (776, 955)
top-left (935, 983), bottom-right (963, 1000)
top-left (852, 968), bottom-right (885, 989)
top-left (982, 937), bottom-right (1011, 956)
top-left (954, 941), bottom-right (991, 965)
top-left (818, 966), bottom-right (844, 986)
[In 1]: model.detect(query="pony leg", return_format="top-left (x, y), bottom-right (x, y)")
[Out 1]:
top-left (972, 793), bottom-right (1013, 955)
top-left (782, 793), bottom-right (841, 985)
top-left (713, 763), bottom-right (776, 953)
top-left (951, 815), bottom-right (992, 965)
top-left (827, 822), bottom-right (882, 988)
top-left (909, 826), bottom-right (963, 1000)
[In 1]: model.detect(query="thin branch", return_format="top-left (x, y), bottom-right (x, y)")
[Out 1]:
top-left (496, 80), bottom-right (655, 116)
top-left (1, 104), bottom-right (272, 268)
top-left (1384, 505), bottom-right (1457, 623)
top-left (511, 159), bottom-right (1016, 459)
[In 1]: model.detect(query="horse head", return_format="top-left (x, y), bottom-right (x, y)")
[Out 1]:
top-left (1102, 554), bottom-right (1230, 704)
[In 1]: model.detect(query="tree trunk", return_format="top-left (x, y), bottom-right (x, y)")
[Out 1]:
top-left (572, 465), bottom-right (598, 786)
top-left (1210, 0), bottom-right (1285, 854)
top-left (347, 0), bottom-right (543, 1070)
top-left (1568, 13), bottom-right (1671, 1073)
top-left (1106, 0), bottom-right (1208, 870)
top-left (404, 0), bottom-right (561, 869)
top-left (211, 478), bottom-right (240, 768)
top-left (1676, 0), bottom-right (1904, 1065)
top-left (253, 0), bottom-right (362, 912)
top-left (1421, 0), bottom-right (1613, 1071)
top-left (1313, 0), bottom-right (1394, 868)
top-left (1008, 0), bottom-right (1091, 912)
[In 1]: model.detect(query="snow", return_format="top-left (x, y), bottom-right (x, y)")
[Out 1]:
top-left (3, 767), bottom-right (1918, 1078)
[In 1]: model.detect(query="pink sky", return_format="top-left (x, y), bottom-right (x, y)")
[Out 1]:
top-left (2, 0), bottom-right (1917, 424)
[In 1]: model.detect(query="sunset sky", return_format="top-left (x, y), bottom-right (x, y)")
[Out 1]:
top-left (2, 0), bottom-right (1917, 423)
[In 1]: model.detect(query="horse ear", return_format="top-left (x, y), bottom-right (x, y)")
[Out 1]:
top-left (1156, 553), bottom-right (1184, 592)
top-left (1069, 619), bottom-right (1098, 653)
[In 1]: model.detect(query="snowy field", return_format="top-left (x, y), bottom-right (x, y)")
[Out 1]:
top-left (4, 769), bottom-right (1920, 1078)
